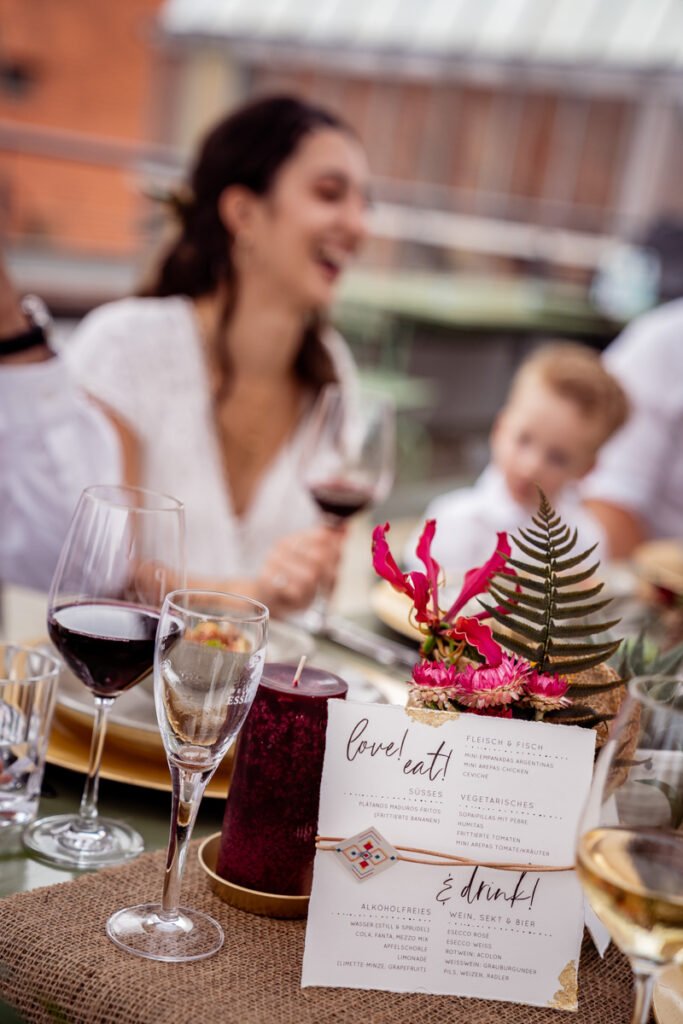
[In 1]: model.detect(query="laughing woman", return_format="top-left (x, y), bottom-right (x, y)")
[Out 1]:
top-left (0, 96), bottom-right (370, 614)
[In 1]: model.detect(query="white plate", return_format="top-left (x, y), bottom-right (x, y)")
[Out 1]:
top-left (634, 539), bottom-right (683, 597)
top-left (54, 619), bottom-right (315, 735)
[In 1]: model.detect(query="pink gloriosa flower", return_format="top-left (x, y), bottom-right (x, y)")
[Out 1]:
top-left (445, 616), bottom-right (503, 667)
top-left (371, 522), bottom-right (437, 626)
top-left (372, 521), bottom-right (513, 633)
top-left (445, 532), bottom-right (512, 620)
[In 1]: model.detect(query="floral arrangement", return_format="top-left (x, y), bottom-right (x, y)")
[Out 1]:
top-left (372, 492), bottom-right (624, 728)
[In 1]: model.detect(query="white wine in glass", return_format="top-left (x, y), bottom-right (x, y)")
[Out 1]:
top-left (576, 676), bottom-right (683, 1024)
top-left (107, 589), bottom-right (268, 962)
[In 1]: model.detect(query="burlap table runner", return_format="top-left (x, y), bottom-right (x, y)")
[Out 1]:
top-left (0, 841), bottom-right (641, 1024)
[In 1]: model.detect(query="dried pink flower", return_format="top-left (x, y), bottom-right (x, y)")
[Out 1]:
top-left (452, 655), bottom-right (530, 709)
top-left (409, 686), bottom-right (461, 711)
top-left (524, 671), bottom-right (571, 711)
top-left (411, 661), bottom-right (458, 689)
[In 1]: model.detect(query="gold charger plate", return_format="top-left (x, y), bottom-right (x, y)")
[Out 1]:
top-left (42, 618), bottom-right (313, 793)
top-left (655, 964), bottom-right (683, 1024)
top-left (47, 708), bottom-right (232, 798)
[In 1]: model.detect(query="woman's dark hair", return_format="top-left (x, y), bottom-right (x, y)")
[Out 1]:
top-left (141, 95), bottom-right (355, 395)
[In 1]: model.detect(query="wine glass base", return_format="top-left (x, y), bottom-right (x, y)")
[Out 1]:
top-left (22, 813), bottom-right (144, 870)
top-left (106, 903), bottom-right (224, 962)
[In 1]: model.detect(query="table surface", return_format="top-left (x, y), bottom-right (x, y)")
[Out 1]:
top-left (0, 556), bottom-right (660, 1024)
top-left (0, 572), bottom-right (418, 1023)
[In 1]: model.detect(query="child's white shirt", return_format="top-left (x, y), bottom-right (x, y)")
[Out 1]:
top-left (403, 465), bottom-right (607, 580)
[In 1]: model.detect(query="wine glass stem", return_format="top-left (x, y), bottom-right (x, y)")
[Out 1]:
top-left (313, 514), bottom-right (346, 633)
top-left (160, 764), bottom-right (209, 921)
top-left (78, 696), bottom-right (114, 828)
top-left (630, 965), bottom-right (656, 1024)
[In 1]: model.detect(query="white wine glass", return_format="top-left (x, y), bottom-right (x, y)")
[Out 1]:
top-left (299, 382), bottom-right (395, 629)
top-left (576, 675), bottom-right (683, 1024)
top-left (106, 589), bottom-right (268, 962)
top-left (23, 484), bottom-right (185, 869)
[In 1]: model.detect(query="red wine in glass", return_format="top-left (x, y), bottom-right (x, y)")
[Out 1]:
top-left (48, 601), bottom-right (159, 698)
top-left (23, 484), bottom-right (185, 870)
top-left (309, 480), bottom-right (374, 522)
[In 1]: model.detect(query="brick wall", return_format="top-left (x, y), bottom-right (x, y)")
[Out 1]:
top-left (0, 0), bottom-right (163, 255)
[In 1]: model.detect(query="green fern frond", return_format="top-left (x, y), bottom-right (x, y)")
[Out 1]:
top-left (556, 562), bottom-right (602, 587)
top-left (553, 582), bottom-right (605, 603)
top-left (548, 651), bottom-right (621, 674)
top-left (507, 557), bottom-right (550, 579)
top-left (489, 580), bottom-right (546, 609)
top-left (553, 545), bottom-right (598, 572)
top-left (550, 597), bottom-right (613, 618)
top-left (513, 535), bottom-right (552, 563)
top-left (565, 679), bottom-right (626, 698)
top-left (483, 592), bottom-right (547, 624)
top-left (490, 490), bottom-right (623, 685)
top-left (544, 707), bottom-right (616, 730)
top-left (551, 619), bottom-right (622, 638)
top-left (548, 638), bottom-right (621, 658)
top-left (553, 532), bottom-right (582, 559)
top-left (481, 605), bottom-right (546, 642)
top-left (492, 632), bottom-right (541, 662)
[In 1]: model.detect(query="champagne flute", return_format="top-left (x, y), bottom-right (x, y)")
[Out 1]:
top-left (107, 589), bottom-right (268, 962)
top-left (23, 485), bottom-right (185, 869)
top-left (299, 382), bottom-right (395, 629)
top-left (576, 675), bottom-right (683, 1024)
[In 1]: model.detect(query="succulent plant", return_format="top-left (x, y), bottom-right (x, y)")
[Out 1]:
top-left (614, 631), bottom-right (683, 679)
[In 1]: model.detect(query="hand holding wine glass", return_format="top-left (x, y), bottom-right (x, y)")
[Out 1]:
top-left (107, 589), bottom-right (268, 962)
top-left (23, 485), bottom-right (185, 869)
top-left (576, 675), bottom-right (683, 1024)
top-left (298, 383), bottom-right (395, 627)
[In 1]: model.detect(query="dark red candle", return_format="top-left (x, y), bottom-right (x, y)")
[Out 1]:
top-left (216, 662), bottom-right (347, 896)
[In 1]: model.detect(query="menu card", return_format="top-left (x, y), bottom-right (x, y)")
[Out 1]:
top-left (302, 702), bottom-right (596, 1011)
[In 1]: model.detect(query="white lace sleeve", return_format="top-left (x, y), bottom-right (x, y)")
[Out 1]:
top-left (62, 299), bottom-right (148, 428)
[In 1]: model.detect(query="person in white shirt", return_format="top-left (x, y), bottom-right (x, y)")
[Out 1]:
top-left (0, 267), bottom-right (121, 590)
top-left (583, 300), bottom-right (683, 557)
top-left (0, 96), bottom-right (369, 612)
top-left (405, 343), bottom-right (629, 577)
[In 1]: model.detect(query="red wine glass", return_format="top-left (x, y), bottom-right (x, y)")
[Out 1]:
top-left (299, 383), bottom-right (395, 628)
top-left (23, 484), bottom-right (186, 869)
